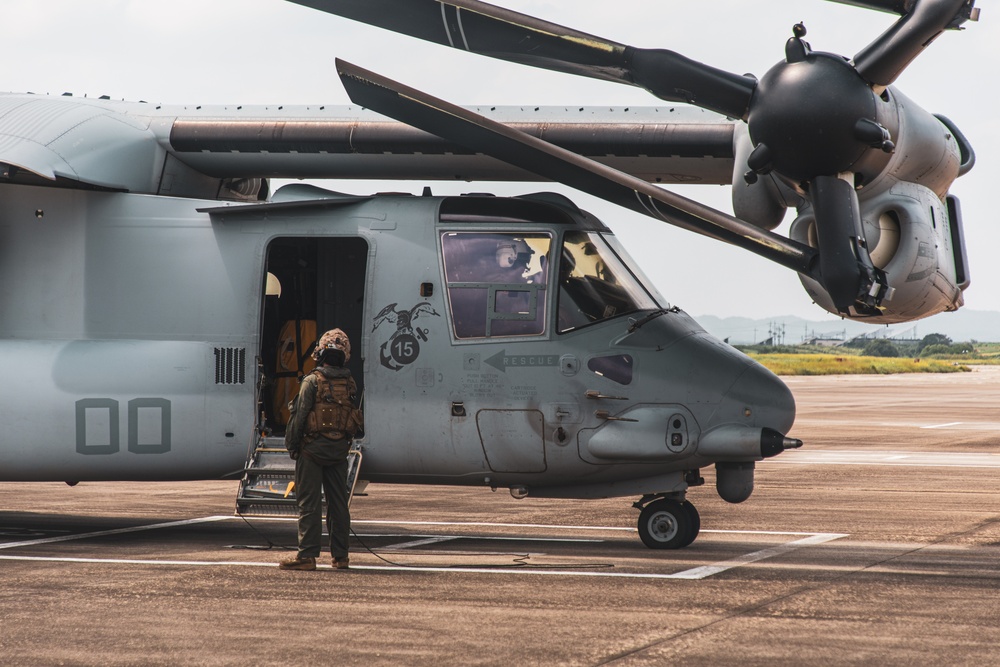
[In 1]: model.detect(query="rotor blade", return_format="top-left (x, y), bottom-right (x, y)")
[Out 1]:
top-left (292, 0), bottom-right (756, 118)
top-left (827, 0), bottom-right (979, 27)
top-left (810, 175), bottom-right (886, 313)
top-left (852, 0), bottom-right (976, 87)
top-left (336, 58), bottom-right (817, 278)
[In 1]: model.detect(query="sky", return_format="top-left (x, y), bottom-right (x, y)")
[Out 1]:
top-left (1, 0), bottom-right (995, 333)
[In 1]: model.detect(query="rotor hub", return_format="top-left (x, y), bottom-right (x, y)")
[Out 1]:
top-left (748, 51), bottom-right (877, 182)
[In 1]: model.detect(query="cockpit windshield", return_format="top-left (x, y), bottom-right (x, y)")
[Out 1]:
top-left (557, 231), bottom-right (661, 332)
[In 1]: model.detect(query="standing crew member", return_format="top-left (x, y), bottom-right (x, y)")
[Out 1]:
top-left (279, 328), bottom-right (363, 571)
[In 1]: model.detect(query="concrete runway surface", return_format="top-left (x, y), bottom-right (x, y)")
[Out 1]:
top-left (2, 368), bottom-right (1000, 665)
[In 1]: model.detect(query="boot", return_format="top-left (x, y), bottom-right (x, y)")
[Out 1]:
top-left (279, 556), bottom-right (316, 571)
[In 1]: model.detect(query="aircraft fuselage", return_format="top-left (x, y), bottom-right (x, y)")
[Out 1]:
top-left (0, 183), bottom-right (794, 504)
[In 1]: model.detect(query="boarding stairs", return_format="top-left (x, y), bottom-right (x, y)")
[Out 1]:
top-left (235, 435), bottom-right (365, 516)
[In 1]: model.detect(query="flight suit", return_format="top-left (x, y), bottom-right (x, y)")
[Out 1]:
top-left (285, 365), bottom-right (356, 561)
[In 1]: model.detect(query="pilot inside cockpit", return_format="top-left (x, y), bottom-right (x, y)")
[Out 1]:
top-left (441, 232), bottom-right (552, 338)
top-left (494, 238), bottom-right (545, 285)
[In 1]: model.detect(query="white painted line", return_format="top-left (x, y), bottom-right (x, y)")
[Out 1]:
top-left (356, 520), bottom-right (833, 538)
top-left (386, 536), bottom-right (459, 550)
top-left (355, 519), bottom-right (636, 532)
top-left (0, 515), bottom-right (809, 554)
top-left (247, 517), bottom-right (830, 539)
top-left (0, 516), bottom-right (230, 550)
top-left (0, 555), bottom-right (276, 567)
top-left (0, 514), bottom-right (850, 580)
top-left (669, 532), bottom-right (848, 580)
top-left (0, 542), bottom-right (846, 580)
top-left (771, 450), bottom-right (1000, 468)
top-left (921, 422), bottom-right (963, 429)
top-left (701, 529), bottom-right (842, 537)
top-left (357, 532), bottom-right (603, 544)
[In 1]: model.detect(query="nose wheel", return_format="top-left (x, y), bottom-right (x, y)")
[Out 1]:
top-left (637, 498), bottom-right (700, 549)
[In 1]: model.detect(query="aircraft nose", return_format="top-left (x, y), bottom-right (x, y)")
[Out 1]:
top-left (724, 361), bottom-right (796, 434)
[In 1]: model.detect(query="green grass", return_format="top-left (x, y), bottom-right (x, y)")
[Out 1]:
top-left (915, 342), bottom-right (1000, 365)
top-left (748, 352), bottom-right (971, 376)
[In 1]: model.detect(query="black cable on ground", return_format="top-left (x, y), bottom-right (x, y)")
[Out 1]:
top-left (227, 513), bottom-right (615, 570)
top-left (226, 511), bottom-right (297, 551)
top-left (350, 526), bottom-right (615, 571)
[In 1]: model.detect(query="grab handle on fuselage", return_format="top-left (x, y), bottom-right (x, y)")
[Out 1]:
top-left (585, 390), bottom-right (628, 401)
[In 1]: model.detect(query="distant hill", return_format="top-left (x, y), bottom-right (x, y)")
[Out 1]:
top-left (692, 309), bottom-right (1000, 345)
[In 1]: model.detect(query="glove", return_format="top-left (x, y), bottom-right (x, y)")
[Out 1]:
top-left (288, 449), bottom-right (300, 461)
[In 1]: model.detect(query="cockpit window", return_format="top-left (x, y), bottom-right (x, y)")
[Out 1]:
top-left (588, 354), bottom-right (634, 385)
top-left (557, 231), bottom-right (659, 333)
top-left (441, 232), bottom-right (552, 339)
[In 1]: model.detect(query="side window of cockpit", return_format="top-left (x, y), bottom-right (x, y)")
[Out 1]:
top-left (441, 232), bottom-right (551, 339)
top-left (588, 355), bottom-right (634, 385)
top-left (557, 231), bottom-right (659, 333)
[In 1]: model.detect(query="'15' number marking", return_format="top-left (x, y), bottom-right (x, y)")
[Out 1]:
top-left (75, 398), bottom-right (171, 455)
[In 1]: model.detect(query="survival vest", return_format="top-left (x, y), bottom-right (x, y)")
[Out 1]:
top-left (305, 368), bottom-right (363, 440)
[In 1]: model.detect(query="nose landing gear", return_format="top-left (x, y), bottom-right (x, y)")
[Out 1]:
top-left (635, 496), bottom-right (701, 549)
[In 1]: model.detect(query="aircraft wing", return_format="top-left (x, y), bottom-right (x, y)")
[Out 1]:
top-left (0, 95), bottom-right (162, 191)
top-left (0, 94), bottom-right (735, 197)
top-left (167, 107), bottom-right (734, 185)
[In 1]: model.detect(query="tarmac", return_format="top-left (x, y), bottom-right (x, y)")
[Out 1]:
top-left (3, 367), bottom-right (1000, 665)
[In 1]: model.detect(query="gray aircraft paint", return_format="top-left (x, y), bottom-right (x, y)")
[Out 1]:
top-left (0, 182), bottom-right (791, 499)
top-left (0, 0), bottom-right (978, 548)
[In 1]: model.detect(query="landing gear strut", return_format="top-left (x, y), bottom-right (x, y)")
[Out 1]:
top-left (635, 496), bottom-right (700, 549)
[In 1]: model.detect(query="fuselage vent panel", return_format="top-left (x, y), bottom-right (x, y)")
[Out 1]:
top-left (214, 347), bottom-right (247, 385)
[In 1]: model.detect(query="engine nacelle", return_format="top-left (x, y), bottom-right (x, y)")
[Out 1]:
top-left (790, 183), bottom-right (969, 322)
top-left (733, 85), bottom-right (973, 323)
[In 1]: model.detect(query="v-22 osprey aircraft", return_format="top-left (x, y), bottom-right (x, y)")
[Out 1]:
top-left (0, 0), bottom-right (978, 548)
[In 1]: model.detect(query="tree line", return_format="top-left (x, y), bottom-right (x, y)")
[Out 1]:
top-left (851, 333), bottom-right (973, 358)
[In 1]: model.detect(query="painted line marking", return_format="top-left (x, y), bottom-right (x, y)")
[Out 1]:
top-left (357, 532), bottom-right (603, 544)
top-left (0, 540), bottom-right (845, 581)
top-left (793, 420), bottom-right (1000, 431)
top-left (235, 516), bottom-right (831, 539)
top-left (921, 422), bottom-right (963, 429)
top-left (668, 533), bottom-right (848, 580)
top-left (354, 520), bottom-right (827, 537)
top-left (772, 450), bottom-right (1000, 468)
top-left (0, 516), bottom-right (847, 580)
top-left (386, 536), bottom-right (460, 550)
top-left (355, 519), bottom-right (635, 532)
top-left (0, 555), bottom-right (276, 567)
top-left (0, 516), bottom-right (230, 551)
